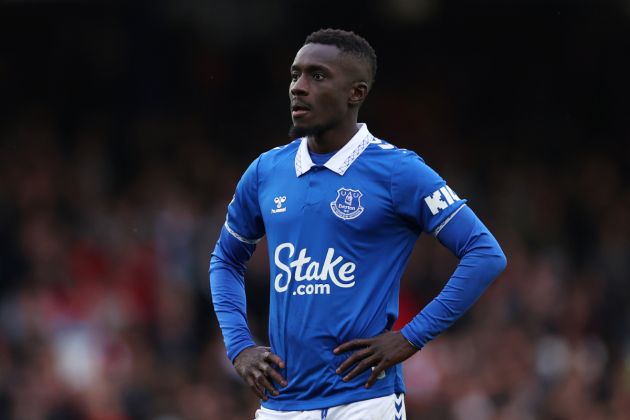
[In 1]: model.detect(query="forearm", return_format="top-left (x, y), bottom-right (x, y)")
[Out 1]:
top-left (401, 206), bottom-right (507, 348)
top-left (210, 226), bottom-right (257, 361)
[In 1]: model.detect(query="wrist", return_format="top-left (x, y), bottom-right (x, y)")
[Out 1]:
top-left (399, 328), bottom-right (422, 351)
top-left (403, 336), bottom-right (420, 351)
top-left (232, 344), bottom-right (257, 364)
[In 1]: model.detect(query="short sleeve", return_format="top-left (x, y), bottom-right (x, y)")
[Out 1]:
top-left (391, 152), bottom-right (467, 235)
top-left (224, 157), bottom-right (265, 243)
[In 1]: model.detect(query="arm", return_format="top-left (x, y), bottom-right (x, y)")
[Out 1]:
top-left (210, 226), bottom-right (287, 400)
top-left (209, 225), bottom-right (257, 362)
top-left (335, 205), bottom-right (507, 387)
top-left (399, 205), bottom-right (507, 347)
top-left (209, 156), bottom-right (286, 400)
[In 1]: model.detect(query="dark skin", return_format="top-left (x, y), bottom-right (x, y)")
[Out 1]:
top-left (333, 331), bottom-right (418, 388)
top-left (233, 42), bottom-right (419, 399)
top-left (233, 346), bottom-right (287, 401)
top-left (289, 43), bottom-right (369, 153)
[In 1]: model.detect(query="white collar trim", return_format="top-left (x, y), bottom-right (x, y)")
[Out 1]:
top-left (294, 123), bottom-right (372, 177)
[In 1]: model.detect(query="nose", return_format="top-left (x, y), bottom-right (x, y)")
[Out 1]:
top-left (290, 74), bottom-right (308, 96)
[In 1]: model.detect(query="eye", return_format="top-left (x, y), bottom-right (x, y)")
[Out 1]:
top-left (313, 72), bottom-right (325, 81)
top-left (290, 72), bottom-right (299, 82)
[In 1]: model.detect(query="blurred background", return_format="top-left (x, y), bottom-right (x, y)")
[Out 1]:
top-left (1, 0), bottom-right (629, 419)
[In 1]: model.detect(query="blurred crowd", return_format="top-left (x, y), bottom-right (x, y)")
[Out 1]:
top-left (1, 111), bottom-right (628, 420)
top-left (1, 2), bottom-right (630, 420)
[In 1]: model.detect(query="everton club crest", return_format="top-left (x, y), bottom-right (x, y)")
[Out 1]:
top-left (330, 188), bottom-right (364, 220)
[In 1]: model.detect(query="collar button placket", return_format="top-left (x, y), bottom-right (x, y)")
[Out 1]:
top-left (304, 169), bottom-right (322, 207)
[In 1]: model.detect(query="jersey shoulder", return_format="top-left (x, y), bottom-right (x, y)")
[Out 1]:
top-left (364, 137), bottom-right (445, 190)
top-left (365, 136), bottom-right (426, 166)
top-left (254, 139), bottom-right (301, 175)
top-left (263, 138), bottom-right (301, 156)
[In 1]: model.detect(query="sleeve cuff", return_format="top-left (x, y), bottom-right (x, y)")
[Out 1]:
top-left (400, 326), bottom-right (424, 350)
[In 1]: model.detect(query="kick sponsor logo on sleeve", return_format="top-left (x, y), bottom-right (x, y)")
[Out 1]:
top-left (424, 186), bottom-right (461, 215)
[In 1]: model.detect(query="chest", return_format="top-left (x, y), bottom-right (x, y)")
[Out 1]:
top-left (259, 166), bottom-right (393, 237)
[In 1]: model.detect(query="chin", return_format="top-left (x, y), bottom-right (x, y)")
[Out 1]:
top-left (288, 123), bottom-right (316, 139)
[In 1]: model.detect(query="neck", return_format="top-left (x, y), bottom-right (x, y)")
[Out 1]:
top-left (307, 120), bottom-right (360, 154)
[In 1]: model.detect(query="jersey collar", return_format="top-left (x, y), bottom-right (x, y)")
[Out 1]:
top-left (294, 123), bottom-right (372, 177)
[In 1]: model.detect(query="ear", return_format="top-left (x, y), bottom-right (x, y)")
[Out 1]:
top-left (348, 81), bottom-right (369, 106)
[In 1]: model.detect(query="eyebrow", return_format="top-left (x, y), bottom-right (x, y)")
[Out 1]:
top-left (290, 63), bottom-right (333, 73)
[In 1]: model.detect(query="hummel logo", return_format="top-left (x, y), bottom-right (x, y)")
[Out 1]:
top-left (394, 393), bottom-right (404, 419)
top-left (272, 196), bottom-right (287, 214)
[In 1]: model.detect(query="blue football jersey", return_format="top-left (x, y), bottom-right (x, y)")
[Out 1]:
top-left (221, 124), bottom-right (466, 410)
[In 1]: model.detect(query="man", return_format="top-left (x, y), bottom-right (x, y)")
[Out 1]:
top-left (210, 29), bottom-right (507, 419)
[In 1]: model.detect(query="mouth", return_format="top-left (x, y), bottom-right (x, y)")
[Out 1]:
top-left (291, 102), bottom-right (311, 118)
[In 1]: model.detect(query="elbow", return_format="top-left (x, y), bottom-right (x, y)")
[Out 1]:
top-left (470, 232), bottom-right (508, 278)
top-left (481, 231), bottom-right (507, 277)
top-left (493, 247), bottom-right (508, 277)
top-left (474, 237), bottom-right (507, 280)
top-left (498, 251), bottom-right (507, 273)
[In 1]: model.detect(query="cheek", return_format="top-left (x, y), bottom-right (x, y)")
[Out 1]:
top-left (320, 92), bottom-right (347, 115)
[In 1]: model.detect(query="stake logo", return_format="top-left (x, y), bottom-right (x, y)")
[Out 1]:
top-left (273, 243), bottom-right (356, 296)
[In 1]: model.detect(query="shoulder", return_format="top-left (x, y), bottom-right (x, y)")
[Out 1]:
top-left (364, 135), bottom-right (430, 172)
top-left (240, 139), bottom-right (300, 178)
top-left (261, 138), bottom-right (301, 158)
top-left (366, 137), bottom-right (446, 198)
top-left (257, 139), bottom-right (301, 169)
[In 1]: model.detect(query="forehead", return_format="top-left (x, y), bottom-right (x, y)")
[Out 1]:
top-left (291, 43), bottom-right (346, 70)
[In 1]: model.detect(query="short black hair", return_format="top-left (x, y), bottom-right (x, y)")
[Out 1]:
top-left (304, 28), bottom-right (377, 88)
